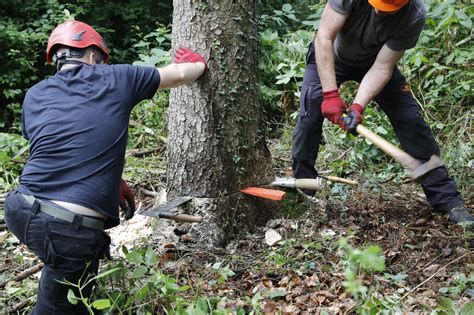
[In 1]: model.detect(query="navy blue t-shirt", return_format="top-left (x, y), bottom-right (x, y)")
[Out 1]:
top-left (18, 63), bottom-right (160, 225)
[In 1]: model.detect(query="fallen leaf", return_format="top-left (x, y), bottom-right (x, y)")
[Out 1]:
top-left (304, 273), bottom-right (319, 287)
top-left (284, 304), bottom-right (300, 314)
top-left (263, 301), bottom-right (277, 314)
top-left (278, 276), bottom-right (289, 287)
top-left (414, 218), bottom-right (428, 226)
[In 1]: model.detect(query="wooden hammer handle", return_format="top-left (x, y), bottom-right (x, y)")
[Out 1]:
top-left (356, 125), bottom-right (420, 171)
top-left (158, 212), bottom-right (203, 223)
top-left (324, 176), bottom-right (358, 186)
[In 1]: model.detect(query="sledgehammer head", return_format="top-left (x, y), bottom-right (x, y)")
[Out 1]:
top-left (411, 155), bottom-right (444, 182)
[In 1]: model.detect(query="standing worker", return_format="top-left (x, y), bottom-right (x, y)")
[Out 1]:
top-left (4, 20), bottom-right (208, 314)
top-left (291, 0), bottom-right (473, 225)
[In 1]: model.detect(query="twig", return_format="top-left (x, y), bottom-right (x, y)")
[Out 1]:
top-left (397, 252), bottom-right (470, 302)
top-left (140, 188), bottom-right (159, 197)
top-left (0, 262), bottom-right (44, 288)
top-left (124, 167), bottom-right (166, 176)
top-left (335, 148), bottom-right (351, 161)
top-left (405, 243), bottom-right (442, 275)
top-left (14, 262), bottom-right (44, 282)
top-left (127, 146), bottom-right (164, 157)
top-left (408, 244), bottom-right (450, 275)
top-left (9, 299), bottom-right (32, 313)
top-left (455, 33), bottom-right (473, 47)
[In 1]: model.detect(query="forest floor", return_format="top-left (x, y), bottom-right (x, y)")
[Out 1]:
top-left (140, 182), bottom-right (473, 314)
top-left (1, 181), bottom-right (472, 314)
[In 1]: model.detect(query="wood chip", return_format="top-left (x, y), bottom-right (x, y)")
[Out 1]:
top-left (265, 229), bottom-right (282, 246)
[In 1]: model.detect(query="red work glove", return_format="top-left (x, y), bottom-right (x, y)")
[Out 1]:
top-left (321, 89), bottom-right (347, 125)
top-left (119, 179), bottom-right (135, 220)
top-left (341, 103), bottom-right (364, 134)
top-left (173, 47), bottom-right (208, 71)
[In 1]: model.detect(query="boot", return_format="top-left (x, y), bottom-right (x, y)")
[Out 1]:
top-left (447, 205), bottom-right (474, 226)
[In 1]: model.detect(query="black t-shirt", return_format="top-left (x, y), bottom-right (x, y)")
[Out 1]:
top-left (330, 0), bottom-right (426, 67)
top-left (19, 63), bottom-right (160, 225)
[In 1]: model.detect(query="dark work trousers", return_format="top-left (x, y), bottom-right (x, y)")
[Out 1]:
top-left (4, 190), bottom-right (110, 314)
top-left (291, 43), bottom-right (463, 213)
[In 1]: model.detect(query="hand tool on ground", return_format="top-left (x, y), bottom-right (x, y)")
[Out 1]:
top-left (240, 187), bottom-right (286, 201)
top-left (271, 176), bottom-right (358, 191)
top-left (351, 124), bottom-right (444, 182)
top-left (141, 196), bottom-right (203, 223)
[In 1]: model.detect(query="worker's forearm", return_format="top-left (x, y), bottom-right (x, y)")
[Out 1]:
top-left (315, 36), bottom-right (337, 92)
top-left (158, 63), bottom-right (206, 90)
top-left (353, 66), bottom-right (392, 108)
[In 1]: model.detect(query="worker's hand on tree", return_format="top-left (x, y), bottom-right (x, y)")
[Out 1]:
top-left (321, 89), bottom-right (347, 125)
top-left (174, 47), bottom-right (208, 71)
top-left (119, 179), bottom-right (135, 220)
top-left (341, 103), bottom-right (364, 134)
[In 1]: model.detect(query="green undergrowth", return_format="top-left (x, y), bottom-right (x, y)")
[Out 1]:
top-left (277, 189), bottom-right (311, 219)
top-left (59, 232), bottom-right (474, 313)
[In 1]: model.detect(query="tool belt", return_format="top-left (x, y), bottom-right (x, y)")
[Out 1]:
top-left (21, 194), bottom-right (104, 231)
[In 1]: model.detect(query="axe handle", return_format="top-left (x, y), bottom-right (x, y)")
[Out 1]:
top-left (294, 178), bottom-right (323, 190)
top-left (356, 125), bottom-right (420, 171)
top-left (158, 212), bottom-right (203, 223)
top-left (324, 176), bottom-right (358, 186)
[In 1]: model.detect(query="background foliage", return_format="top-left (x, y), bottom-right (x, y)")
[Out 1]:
top-left (0, 1), bottom-right (472, 313)
top-left (0, 1), bottom-right (472, 195)
top-left (1, 0), bottom-right (472, 196)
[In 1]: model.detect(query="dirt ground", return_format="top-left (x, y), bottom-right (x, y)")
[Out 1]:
top-left (147, 182), bottom-right (473, 313)
top-left (1, 182), bottom-right (473, 313)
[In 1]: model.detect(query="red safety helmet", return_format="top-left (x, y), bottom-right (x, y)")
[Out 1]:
top-left (46, 20), bottom-right (110, 64)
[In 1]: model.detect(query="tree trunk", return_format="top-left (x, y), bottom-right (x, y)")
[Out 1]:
top-left (168, 0), bottom-right (277, 246)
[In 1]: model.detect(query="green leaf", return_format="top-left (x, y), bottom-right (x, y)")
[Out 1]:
top-left (186, 306), bottom-right (207, 315)
top-left (435, 75), bottom-right (444, 85)
top-left (126, 251), bottom-right (143, 264)
top-left (136, 285), bottom-right (150, 303)
top-left (196, 297), bottom-right (210, 313)
top-left (92, 299), bottom-right (111, 310)
top-left (438, 287), bottom-right (449, 293)
top-left (268, 289), bottom-right (287, 299)
top-left (360, 245), bottom-right (385, 272)
top-left (282, 4), bottom-right (292, 12)
top-left (132, 266), bottom-right (148, 279)
top-left (90, 267), bottom-right (122, 281)
top-left (437, 296), bottom-right (456, 313)
top-left (67, 289), bottom-right (78, 305)
top-left (375, 126), bottom-right (388, 135)
top-left (145, 247), bottom-right (157, 265)
top-left (460, 302), bottom-right (474, 315)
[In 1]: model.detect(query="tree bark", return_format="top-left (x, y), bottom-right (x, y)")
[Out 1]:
top-left (168, 1), bottom-right (277, 246)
